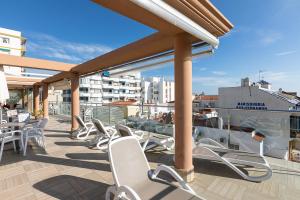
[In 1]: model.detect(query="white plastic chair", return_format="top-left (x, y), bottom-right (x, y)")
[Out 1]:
top-left (22, 118), bottom-right (48, 156)
top-left (106, 136), bottom-right (203, 200)
top-left (116, 124), bottom-right (174, 152)
top-left (0, 128), bottom-right (23, 162)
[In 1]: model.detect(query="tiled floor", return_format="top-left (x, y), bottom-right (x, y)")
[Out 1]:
top-left (0, 116), bottom-right (300, 199)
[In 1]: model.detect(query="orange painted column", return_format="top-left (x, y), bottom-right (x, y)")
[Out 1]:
top-left (33, 85), bottom-right (40, 119)
top-left (71, 73), bottom-right (80, 131)
top-left (174, 33), bottom-right (194, 182)
top-left (42, 83), bottom-right (49, 119)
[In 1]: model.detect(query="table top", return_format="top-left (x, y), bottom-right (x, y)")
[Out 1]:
top-left (0, 122), bottom-right (26, 128)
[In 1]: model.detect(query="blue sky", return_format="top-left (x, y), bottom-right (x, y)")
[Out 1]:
top-left (1, 0), bottom-right (300, 94)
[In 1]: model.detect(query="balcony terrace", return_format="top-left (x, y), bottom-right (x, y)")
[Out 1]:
top-left (0, 116), bottom-right (299, 199)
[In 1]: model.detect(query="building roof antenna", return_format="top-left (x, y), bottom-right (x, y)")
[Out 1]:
top-left (259, 70), bottom-right (264, 81)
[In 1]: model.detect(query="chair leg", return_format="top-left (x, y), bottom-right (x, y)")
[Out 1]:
top-left (13, 141), bottom-right (17, 152)
top-left (0, 141), bottom-right (5, 162)
top-left (23, 137), bottom-right (28, 156)
top-left (19, 138), bottom-right (23, 152)
top-left (41, 136), bottom-right (45, 149)
top-left (105, 186), bottom-right (117, 200)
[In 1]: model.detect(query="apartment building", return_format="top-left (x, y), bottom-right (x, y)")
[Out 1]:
top-left (218, 77), bottom-right (300, 159)
top-left (62, 72), bottom-right (141, 104)
top-left (0, 27), bottom-right (26, 75)
top-left (141, 77), bottom-right (174, 104)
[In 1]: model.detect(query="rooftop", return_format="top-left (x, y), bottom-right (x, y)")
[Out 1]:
top-left (1, 116), bottom-right (300, 200)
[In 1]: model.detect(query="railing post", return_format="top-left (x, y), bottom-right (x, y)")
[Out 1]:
top-left (108, 104), bottom-right (111, 125)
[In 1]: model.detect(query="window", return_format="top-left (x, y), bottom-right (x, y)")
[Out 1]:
top-left (290, 115), bottom-right (300, 138)
top-left (63, 90), bottom-right (71, 94)
top-left (63, 97), bottom-right (71, 102)
top-left (80, 97), bottom-right (88, 102)
top-left (80, 88), bottom-right (88, 93)
top-left (1, 37), bottom-right (9, 44)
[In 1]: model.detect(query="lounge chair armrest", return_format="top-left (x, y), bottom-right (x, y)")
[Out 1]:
top-left (116, 185), bottom-right (141, 200)
top-left (85, 122), bottom-right (94, 127)
top-left (151, 164), bottom-right (195, 194)
top-left (197, 138), bottom-right (226, 149)
top-left (106, 127), bottom-right (117, 136)
top-left (133, 130), bottom-right (145, 138)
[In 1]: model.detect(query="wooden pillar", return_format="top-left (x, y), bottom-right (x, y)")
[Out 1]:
top-left (33, 85), bottom-right (40, 119)
top-left (42, 83), bottom-right (49, 119)
top-left (71, 73), bottom-right (80, 131)
top-left (174, 33), bottom-right (194, 182)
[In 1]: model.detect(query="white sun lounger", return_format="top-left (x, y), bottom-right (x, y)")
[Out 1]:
top-left (193, 138), bottom-right (272, 182)
top-left (91, 119), bottom-right (119, 150)
top-left (115, 124), bottom-right (145, 140)
top-left (106, 136), bottom-right (205, 200)
top-left (73, 115), bottom-right (97, 140)
top-left (115, 124), bottom-right (174, 151)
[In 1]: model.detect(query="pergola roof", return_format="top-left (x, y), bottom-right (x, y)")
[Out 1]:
top-left (5, 0), bottom-right (233, 87)
top-left (6, 75), bottom-right (44, 88)
top-left (93, 0), bottom-right (233, 36)
top-left (0, 54), bottom-right (75, 71)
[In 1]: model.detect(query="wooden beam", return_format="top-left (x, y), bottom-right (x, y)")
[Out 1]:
top-left (71, 32), bottom-right (179, 75)
top-left (8, 85), bottom-right (32, 90)
top-left (92, 0), bottom-right (233, 36)
top-left (43, 71), bottom-right (73, 83)
top-left (7, 81), bottom-right (37, 86)
top-left (43, 32), bottom-right (198, 83)
top-left (92, 0), bottom-right (182, 34)
top-left (0, 54), bottom-right (76, 71)
top-left (6, 76), bottom-right (44, 83)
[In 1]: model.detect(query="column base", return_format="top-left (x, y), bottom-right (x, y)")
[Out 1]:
top-left (175, 167), bottom-right (194, 182)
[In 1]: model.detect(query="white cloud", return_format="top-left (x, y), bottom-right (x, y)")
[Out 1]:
top-left (257, 30), bottom-right (282, 45)
top-left (192, 76), bottom-right (237, 87)
top-left (26, 32), bottom-right (113, 63)
top-left (275, 50), bottom-right (296, 56)
top-left (259, 71), bottom-right (289, 82)
top-left (212, 71), bottom-right (227, 76)
top-left (194, 67), bottom-right (207, 72)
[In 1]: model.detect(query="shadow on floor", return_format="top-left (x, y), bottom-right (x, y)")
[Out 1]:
top-left (44, 129), bottom-right (70, 134)
top-left (145, 152), bottom-right (246, 180)
top-left (45, 133), bottom-right (70, 138)
top-left (55, 141), bottom-right (87, 146)
top-left (65, 152), bottom-right (109, 161)
top-left (33, 175), bottom-right (108, 199)
top-left (29, 154), bottom-right (111, 171)
top-left (56, 119), bottom-right (71, 123)
top-left (193, 158), bottom-right (246, 180)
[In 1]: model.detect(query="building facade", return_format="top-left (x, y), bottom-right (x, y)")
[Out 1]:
top-left (0, 27), bottom-right (26, 75)
top-left (193, 94), bottom-right (218, 112)
top-left (62, 72), bottom-right (141, 104)
top-left (218, 77), bottom-right (300, 159)
top-left (141, 77), bottom-right (174, 104)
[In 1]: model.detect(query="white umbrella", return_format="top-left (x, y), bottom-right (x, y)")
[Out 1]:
top-left (0, 71), bottom-right (9, 123)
